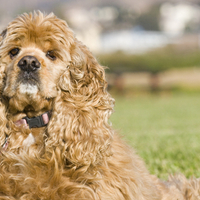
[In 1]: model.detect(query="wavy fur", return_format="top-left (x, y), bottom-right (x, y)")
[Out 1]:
top-left (0, 11), bottom-right (199, 200)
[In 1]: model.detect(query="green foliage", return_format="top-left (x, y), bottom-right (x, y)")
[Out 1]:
top-left (111, 94), bottom-right (200, 179)
top-left (99, 47), bottom-right (200, 74)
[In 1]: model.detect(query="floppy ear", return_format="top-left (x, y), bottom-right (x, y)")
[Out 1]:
top-left (47, 38), bottom-right (115, 168)
top-left (0, 29), bottom-right (9, 145)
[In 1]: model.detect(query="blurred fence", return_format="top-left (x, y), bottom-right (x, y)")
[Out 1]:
top-left (106, 67), bottom-right (200, 93)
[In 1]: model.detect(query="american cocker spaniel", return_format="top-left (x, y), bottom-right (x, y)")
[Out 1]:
top-left (0, 11), bottom-right (199, 200)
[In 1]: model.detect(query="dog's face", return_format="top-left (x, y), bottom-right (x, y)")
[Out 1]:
top-left (0, 12), bottom-right (74, 115)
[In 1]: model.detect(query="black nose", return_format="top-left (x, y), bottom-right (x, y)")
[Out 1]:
top-left (18, 56), bottom-right (40, 72)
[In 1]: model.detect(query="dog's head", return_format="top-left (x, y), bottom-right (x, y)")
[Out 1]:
top-left (0, 12), bottom-right (75, 115)
top-left (0, 12), bottom-right (113, 118)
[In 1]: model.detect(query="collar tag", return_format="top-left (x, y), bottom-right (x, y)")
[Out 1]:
top-left (2, 136), bottom-right (9, 151)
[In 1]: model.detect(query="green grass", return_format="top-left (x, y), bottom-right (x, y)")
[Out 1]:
top-left (110, 93), bottom-right (200, 179)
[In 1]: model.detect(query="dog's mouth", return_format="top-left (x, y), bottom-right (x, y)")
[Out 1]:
top-left (16, 71), bottom-right (40, 95)
top-left (18, 69), bottom-right (40, 84)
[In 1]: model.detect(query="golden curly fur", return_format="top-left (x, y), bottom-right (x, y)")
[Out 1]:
top-left (0, 11), bottom-right (199, 200)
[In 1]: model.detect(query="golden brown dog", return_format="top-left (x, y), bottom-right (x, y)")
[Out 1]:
top-left (0, 11), bottom-right (199, 200)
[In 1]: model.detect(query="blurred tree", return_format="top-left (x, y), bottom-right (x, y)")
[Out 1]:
top-left (135, 4), bottom-right (161, 31)
top-left (100, 46), bottom-right (200, 74)
top-left (99, 46), bottom-right (200, 92)
top-left (99, 6), bottom-right (138, 32)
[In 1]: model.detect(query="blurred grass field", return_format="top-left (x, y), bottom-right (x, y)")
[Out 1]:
top-left (110, 93), bottom-right (200, 180)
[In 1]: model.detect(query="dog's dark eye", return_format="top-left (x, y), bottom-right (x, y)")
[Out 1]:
top-left (46, 51), bottom-right (56, 61)
top-left (9, 48), bottom-right (20, 58)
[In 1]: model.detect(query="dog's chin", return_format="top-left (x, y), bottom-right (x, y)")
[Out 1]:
top-left (19, 83), bottom-right (38, 95)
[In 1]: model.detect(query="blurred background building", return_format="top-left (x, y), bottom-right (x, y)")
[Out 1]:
top-left (1, 0), bottom-right (200, 94)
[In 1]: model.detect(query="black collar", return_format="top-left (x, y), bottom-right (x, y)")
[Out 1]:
top-left (15, 111), bottom-right (51, 129)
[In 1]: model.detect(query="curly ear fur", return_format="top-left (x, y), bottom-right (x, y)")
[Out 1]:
top-left (0, 29), bottom-right (9, 146)
top-left (47, 36), bottom-right (115, 168)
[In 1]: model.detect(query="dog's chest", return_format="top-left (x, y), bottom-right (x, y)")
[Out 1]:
top-left (23, 133), bottom-right (35, 147)
top-left (20, 127), bottom-right (46, 148)
top-left (26, 127), bottom-right (46, 146)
